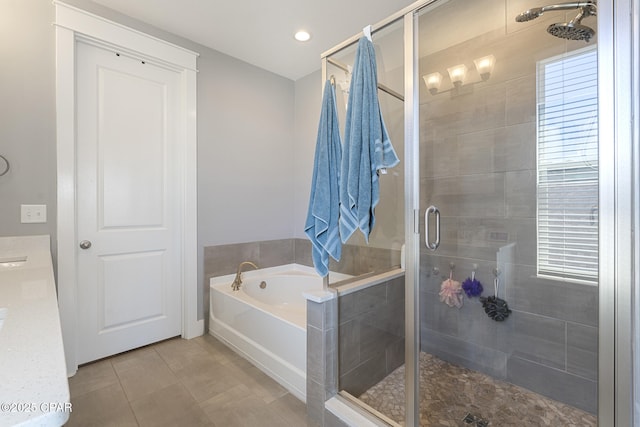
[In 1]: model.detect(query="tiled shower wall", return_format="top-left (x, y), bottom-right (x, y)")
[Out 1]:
top-left (203, 238), bottom-right (400, 328)
top-left (418, 20), bottom-right (598, 413)
top-left (306, 296), bottom-right (339, 425)
top-left (305, 274), bottom-right (405, 426)
top-left (338, 275), bottom-right (405, 397)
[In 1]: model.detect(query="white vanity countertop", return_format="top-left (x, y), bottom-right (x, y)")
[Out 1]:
top-left (0, 236), bottom-right (70, 427)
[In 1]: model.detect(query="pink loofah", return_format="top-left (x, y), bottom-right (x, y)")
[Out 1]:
top-left (439, 272), bottom-right (463, 308)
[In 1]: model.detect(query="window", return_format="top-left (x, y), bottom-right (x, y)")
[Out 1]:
top-left (536, 47), bottom-right (598, 284)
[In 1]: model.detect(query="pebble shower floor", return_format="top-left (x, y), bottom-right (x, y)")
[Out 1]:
top-left (358, 352), bottom-right (597, 427)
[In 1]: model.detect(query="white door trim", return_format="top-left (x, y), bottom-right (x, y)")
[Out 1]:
top-left (54, 1), bottom-right (202, 376)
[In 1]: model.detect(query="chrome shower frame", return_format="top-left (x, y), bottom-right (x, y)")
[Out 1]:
top-left (598, 0), bottom-right (637, 425)
top-left (320, 0), bottom-right (636, 424)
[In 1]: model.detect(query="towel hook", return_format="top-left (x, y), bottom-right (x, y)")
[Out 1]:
top-left (362, 25), bottom-right (372, 41)
top-left (0, 155), bottom-right (9, 177)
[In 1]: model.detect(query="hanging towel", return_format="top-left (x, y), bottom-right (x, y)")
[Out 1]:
top-left (339, 37), bottom-right (400, 243)
top-left (304, 80), bottom-right (343, 277)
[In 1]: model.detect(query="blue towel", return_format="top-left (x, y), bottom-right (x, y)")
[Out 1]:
top-left (339, 37), bottom-right (400, 243)
top-left (304, 80), bottom-right (343, 277)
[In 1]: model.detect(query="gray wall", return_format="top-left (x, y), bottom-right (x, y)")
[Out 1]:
top-left (196, 51), bottom-right (295, 246)
top-left (293, 71), bottom-right (322, 240)
top-left (195, 36), bottom-right (295, 317)
top-left (0, 0), bottom-right (57, 261)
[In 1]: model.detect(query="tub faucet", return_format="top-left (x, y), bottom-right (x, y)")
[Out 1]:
top-left (231, 261), bottom-right (258, 291)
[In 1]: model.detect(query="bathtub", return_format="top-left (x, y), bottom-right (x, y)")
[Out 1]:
top-left (209, 264), bottom-right (348, 402)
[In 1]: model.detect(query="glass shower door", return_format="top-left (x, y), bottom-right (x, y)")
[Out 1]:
top-left (325, 16), bottom-right (408, 426)
top-left (417, 0), bottom-right (599, 425)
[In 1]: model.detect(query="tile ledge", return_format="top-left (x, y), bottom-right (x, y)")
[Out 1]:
top-left (303, 290), bottom-right (335, 303)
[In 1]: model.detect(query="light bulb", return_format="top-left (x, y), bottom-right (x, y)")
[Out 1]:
top-left (294, 31), bottom-right (311, 42)
top-left (474, 55), bottom-right (495, 80)
top-left (447, 64), bottom-right (468, 87)
top-left (423, 72), bottom-right (442, 95)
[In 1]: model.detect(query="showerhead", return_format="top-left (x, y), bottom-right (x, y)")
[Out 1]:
top-left (546, 6), bottom-right (596, 41)
top-left (516, 8), bottom-right (544, 22)
top-left (547, 22), bottom-right (595, 41)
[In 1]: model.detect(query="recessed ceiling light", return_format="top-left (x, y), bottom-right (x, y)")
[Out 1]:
top-left (294, 31), bottom-right (311, 42)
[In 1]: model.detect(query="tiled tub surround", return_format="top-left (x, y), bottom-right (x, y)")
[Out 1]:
top-left (418, 18), bottom-right (598, 414)
top-left (203, 238), bottom-right (400, 328)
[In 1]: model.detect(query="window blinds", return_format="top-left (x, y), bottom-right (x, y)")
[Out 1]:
top-left (537, 47), bottom-right (598, 284)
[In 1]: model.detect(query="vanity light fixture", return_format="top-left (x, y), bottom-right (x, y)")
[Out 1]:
top-left (294, 30), bottom-right (311, 42)
top-left (424, 54), bottom-right (496, 95)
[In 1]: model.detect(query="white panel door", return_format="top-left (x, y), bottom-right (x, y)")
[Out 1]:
top-left (76, 41), bottom-right (182, 364)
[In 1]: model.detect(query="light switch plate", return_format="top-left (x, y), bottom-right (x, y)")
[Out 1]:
top-left (21, 204), bottom-right (47, 224)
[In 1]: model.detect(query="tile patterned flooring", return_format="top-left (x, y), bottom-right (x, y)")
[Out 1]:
top-left (68, 336), bottom-right (598, 427)
top-left (358, 352), bottom-right (597, 427)
top-left (66, 335), bottom-right (315, 427)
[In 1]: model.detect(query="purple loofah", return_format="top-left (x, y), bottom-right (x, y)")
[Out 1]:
top-left (462, 277), bottom-right (483, 297)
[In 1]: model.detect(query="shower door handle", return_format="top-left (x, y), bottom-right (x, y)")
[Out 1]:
top-left (425, 205), bottom-right (440, 251)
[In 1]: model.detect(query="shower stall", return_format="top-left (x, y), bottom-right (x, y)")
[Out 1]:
top-left (319, 0), bottom-right (636, 425)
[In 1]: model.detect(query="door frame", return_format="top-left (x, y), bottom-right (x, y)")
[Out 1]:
top-left (54, 1), bottom-right (201, 375)
top-left (598, 0), bottom-right (637, 424)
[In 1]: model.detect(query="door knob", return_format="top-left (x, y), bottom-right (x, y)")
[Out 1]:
top-left (79, 240), bottom-right (92, 250)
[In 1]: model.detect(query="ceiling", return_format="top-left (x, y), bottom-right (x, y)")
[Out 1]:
top-left (90, 0), bottom-right (417, 81)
